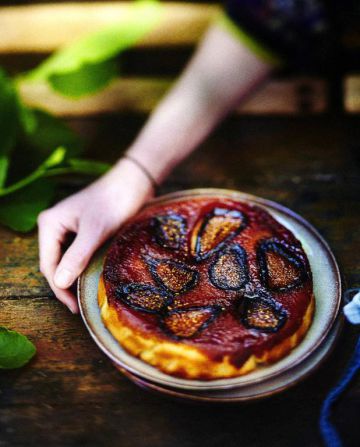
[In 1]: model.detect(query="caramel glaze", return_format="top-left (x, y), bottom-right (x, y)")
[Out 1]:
top-left (103, 198), bottom-right (313, 369)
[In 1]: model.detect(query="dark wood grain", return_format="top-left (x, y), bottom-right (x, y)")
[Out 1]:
top-left (0, 114), bottom-right (359, 447)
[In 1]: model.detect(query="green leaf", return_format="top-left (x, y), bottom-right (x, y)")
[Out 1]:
top-left (0, 178), bottom-right (55, 232)
top-left (0, 68), bottom-right (20, 187)
top-left (20, 107), bottom-right (82, 158)
top-left (49, 59), bottom-right (118, 98)
top-left (43, 146), bottom-right (67, 168)
top-left (0, 327), bottom-right (36, 369)
top-left (18, 102), bottom-right (37, 135)
top-left (0, 156), bottom-right (9, 187)
top-left (23, 0), bottom-right (162, 97)
top-left (0, 146), bottom-right (66, 196)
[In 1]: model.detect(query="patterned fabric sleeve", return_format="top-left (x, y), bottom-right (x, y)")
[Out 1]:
top-left (219, 0), bottom-right (329, 69)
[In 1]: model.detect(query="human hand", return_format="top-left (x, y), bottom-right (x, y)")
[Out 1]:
top-left (37, 158), bottom-right (154, 313)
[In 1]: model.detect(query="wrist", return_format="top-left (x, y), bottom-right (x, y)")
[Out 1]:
top-left (122, 153), bottom-right (159, 191)
top-left (109, 157), bottom-right (155, 198)
top-left (126, 142), bottom-right (178, 185)
top-left (89, 157), bottom-right (154, 216)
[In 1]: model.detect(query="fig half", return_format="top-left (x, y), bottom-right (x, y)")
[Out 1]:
top-left (209, 244), bottom-right (249, 291)
top-left (191, 208), bottom-right (246, 261)
top-left (162, 306), bottom-right (222, 339)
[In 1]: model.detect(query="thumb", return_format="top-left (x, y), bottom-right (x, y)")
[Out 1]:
top-left (54, 223), bottom-right (108, 289)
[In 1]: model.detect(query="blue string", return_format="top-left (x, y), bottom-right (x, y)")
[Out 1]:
top-left (319, 335), bottom-right (360, 447)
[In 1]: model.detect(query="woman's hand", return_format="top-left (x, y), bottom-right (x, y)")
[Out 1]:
top-left (37, 158), bottom-right (154, 314)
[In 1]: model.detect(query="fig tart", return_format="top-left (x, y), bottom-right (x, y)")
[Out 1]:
top-left (98, 197), bottom-right (314, 380)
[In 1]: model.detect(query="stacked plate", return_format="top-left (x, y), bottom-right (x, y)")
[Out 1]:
top-left (78, 189), bottom-right (342, 402)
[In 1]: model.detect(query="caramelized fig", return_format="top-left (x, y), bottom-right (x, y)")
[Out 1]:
top-left (146, 257), bottom-right (199, 294)
top-left (209, 244), bottom-right (248, 291)
top-left (162, 306), bottom-right (222, 339)
top-left (116, 283), bottom-right (172, 314)
top-left (257, 240), bottom-right (307, 291)
top-left (152, 214), bottom-right (187, 250)
top-left (241, 291), bottom-right (287, 332)
top-left (191, 208), bottom-right (246, 261)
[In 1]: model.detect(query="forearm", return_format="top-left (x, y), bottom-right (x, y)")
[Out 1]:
top-left (118, 23), bottom-right (274, 183)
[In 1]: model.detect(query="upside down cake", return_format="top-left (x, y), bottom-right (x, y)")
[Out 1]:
top-left (98, 196), bottom-right (314, 380)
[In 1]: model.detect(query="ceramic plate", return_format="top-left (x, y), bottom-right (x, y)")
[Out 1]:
top-left (78, 189), bottom-right (342, 391)
top-left (118, 319), bottom-right (342, 402)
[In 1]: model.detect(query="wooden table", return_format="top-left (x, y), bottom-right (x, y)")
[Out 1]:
top-left (1, 114), bottom-right (359, 447)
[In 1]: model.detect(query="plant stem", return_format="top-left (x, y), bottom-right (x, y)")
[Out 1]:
top-left (0, 157), bottom-right (110, 197)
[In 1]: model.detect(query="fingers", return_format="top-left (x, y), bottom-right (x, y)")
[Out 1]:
top-left (54, 220), bottom-right (110, 292)
top-left (49, 284), bottom-right (79, 315)
top-left (38, 212), bottom-right (64, 277)
top-left (37, 210), bottom-right (78, 313)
